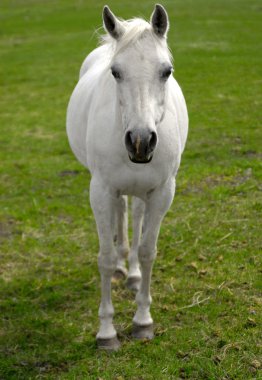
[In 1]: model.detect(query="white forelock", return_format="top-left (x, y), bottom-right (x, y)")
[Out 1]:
top-left (99, 18), bottom-right (173, 63)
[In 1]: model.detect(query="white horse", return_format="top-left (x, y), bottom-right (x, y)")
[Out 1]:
top-left (66, 4), bottom-right (188, 350)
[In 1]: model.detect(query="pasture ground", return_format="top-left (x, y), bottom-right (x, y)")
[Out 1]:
top-left (0, 0), bottom-right (261, 379)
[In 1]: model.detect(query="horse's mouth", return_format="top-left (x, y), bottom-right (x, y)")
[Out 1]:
top-left (128, 154), bottom-right (153, 164)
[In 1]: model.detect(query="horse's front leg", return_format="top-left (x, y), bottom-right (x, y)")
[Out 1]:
top-left (132, 179), bottom-right (176, 339)
top-left (90, 177), bottom-right (120, 350)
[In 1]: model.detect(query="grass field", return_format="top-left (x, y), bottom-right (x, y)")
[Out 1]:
top-left (0, 0), bottom-right (261, 379)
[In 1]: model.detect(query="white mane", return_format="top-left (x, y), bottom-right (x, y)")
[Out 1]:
top-left (99, 18), bottom-right (173, 62)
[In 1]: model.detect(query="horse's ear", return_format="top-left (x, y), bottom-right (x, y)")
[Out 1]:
top-left (103, 5), bottom-right (124, 40)
top-left (150, 4), bottom-right (169, 38)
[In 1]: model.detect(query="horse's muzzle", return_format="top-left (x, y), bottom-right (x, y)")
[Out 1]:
top-left (125, 129), bottom-right (157, 164)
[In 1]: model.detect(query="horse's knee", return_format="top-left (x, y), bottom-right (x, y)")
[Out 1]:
top-left (98, 250), bottom-right (118, 275)
top-left (138, 244), bottom-right (156, 264)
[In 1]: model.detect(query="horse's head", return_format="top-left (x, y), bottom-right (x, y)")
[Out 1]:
top-left (103, 4), bottom-right (173, 164)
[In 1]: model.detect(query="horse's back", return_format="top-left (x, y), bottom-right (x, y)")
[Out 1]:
top-left (66, 46), bottom-right (109, 168)
top-left (79, 45), bottom-right (110, 78)
top-left (169, 77), bottom-right (188, 154)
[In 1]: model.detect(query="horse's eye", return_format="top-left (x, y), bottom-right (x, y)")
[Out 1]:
top-left (161, 67), bottom-right (173, 80)
top-left (111, 68), bottom-right (122, 80)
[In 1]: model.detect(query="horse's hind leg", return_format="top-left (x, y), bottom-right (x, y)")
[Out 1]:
top-left (126, 197), bottom-right (144, 292)
top-left (90, 177), bottom-right (120, 351)
top-left (113, 195), bottom-right (129, 279)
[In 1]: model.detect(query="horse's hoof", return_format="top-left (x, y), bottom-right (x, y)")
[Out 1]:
top-left (97, 336), bottom-right (121, 351)
top-left (126, 276), bottom-right (141, 292)
top-left (112, 268), bottom-right (126, 281)
top-left (132, 323), bottom-right (154, 340)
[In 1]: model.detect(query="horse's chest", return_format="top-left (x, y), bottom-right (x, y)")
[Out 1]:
top-left (95, 158), bottom-right (173, 198)
top-left (114, 170), bottom-right (160, 196)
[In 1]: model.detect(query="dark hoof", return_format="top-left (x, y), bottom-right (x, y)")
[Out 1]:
top-left (97, 336), bottom-right (121, 351)
top-left (126, 276), bottom-right (141, 292)
top-left (112, 268), bottom-right (126, 281)
top-left (132, 323), bottom-right (154, 340)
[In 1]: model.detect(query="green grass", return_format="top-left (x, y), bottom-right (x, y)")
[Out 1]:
top-left (0, 0), bottom-right (261, 379)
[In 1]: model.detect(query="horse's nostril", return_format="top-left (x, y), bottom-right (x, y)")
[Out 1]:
top-left (125, 131), bottom-right (133, 151)
top-left (148, 131), bottom-right (157, 152)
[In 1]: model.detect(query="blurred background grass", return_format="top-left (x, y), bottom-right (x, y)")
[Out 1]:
top-left (0, 1), bottom-right (261, 379)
